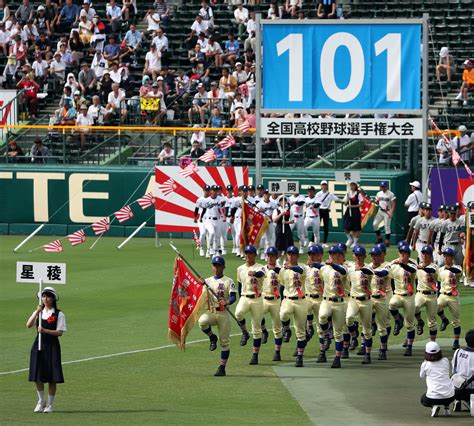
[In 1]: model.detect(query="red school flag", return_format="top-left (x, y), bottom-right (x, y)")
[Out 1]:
top-left (114, 205), bottom-right (134, 223)
top-left (240, 198), bottom-right (269, 251)
top-left (137, 192), bottom-right (155, 209)
top-left (67, 229), bottom-right (86, 246)
top-left (168, 257), bottom-right (206, 350)
top-left (43, 240), bottom-right (63, 253)
top-left (360, 192), bottom-right (376, 229)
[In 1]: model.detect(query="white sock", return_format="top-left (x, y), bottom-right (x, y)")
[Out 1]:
top-left (37, 390), bottom-right (45, 403)
top-left (47, 395), bottom-right (55, 406)
top-left (353, 237), bottom-right (359, 244)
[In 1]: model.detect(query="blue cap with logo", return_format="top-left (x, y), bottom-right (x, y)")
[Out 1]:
top-left (370, 246), bottom-right (382, 256)
top-left (397, 240), bottom-right (408, 249)
top-left (375, 243), bottom-right (386, 253)
top-left (353, 244), bottom-right (366, 255)
top-left (308, 244), bottom-right (324, 254)
top-left (244, 244), bottom-right (257, 254)
top-left (380, 181), bottom-right (388, 187)
top-left (398, 244), bottom-right (411, 253)
top-left (265, 246), bottom-right (278, 256)
top-left (442, 247), bottom-right (455, 256)
top-left (211, 255), bottom-right (225, 266)
top-left (421, 245), bottom-right (433, 255)
top-left (239, 185), bottom-right (248, 191)
top-left (329, 245), bottom-right (343, 254)
top-left (336, 242), bottom-right (347, 252)
top-left (286, 245), bottom-right (299, 254)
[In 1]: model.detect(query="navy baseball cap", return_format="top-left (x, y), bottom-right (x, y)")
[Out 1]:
top-left (286, 245), bottom-right (299, 254)
top-left (353, 244), bottom-right (366, 255)
top-left (468, 201), bottom-right (474, 209)
top-left (375, 243), bottom-right (386, 253)
top-left (212, 255), bottom-right (225, 266)
top-left (266, 246), bottom-right (278, 256)
top-left (244, 245), bottom-right (257, 254)
top-left (442, 247), bottom-right (455, 256)
top-left (448, 206), bottom-right (456, 213)
top-left (248, 185), bottom-right (255, 191)
top-left (397, 240), bottom-right (408, 249)
top-left (336, 242), bottom-right (347, 252)
top-left (257, 184), bottom-right (265, 190)
top-left (380, 181), bottom-right (388, 187)
top-left (370, 246), bottom-right (382, 256)
top-left (423, 203), bottom-right (432, 210)
top-left (329, 245), bottom-right (343, 254)
top-left (438, 204), bottom-right (445, 211)
top-left (216, 185), bottom-right (222, 191)
top-left (419, 202), bottom-right (426, 209)
top-left (239, 185), bottom-right (248, 192)
top-left (211, 184), bottom-right (219, 191)
top-left (454, 202), bottom-right (462, 209)
top-left (204, 185), bottom-right (211, 191)
top-left (421, 245), bottom-right (433, 255)
top-left (308, 185), bottom-right (316, 191)
top-left (226, 184), bottom-right (234, 191)
top-left (398, 244), bottom-right (411, 254)
top-left (308, 244), bottom-right (323, 254)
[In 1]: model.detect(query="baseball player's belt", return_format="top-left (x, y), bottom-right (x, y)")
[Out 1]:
top-left (351, 295), bottom-right (371, 301)
top-left (293, 214), bottom-right (301, 218)
top-left (244, 294), bottom-right (260, 299)
top-left (264, 296), bottom-right (278, 300)
top-left (372, 294), bottom-right (384, 299)
top-left (417, 290), bottom-right (437, 295)
top-left (308, 294), bottom-right (321, 299)
top-left (285, 296), bottom-right (305, 300)
top-left (207, 217), bottom-right (218, 220)
top-left (441, 291), bottom-right (454, 296)
top-left (395, 293), bottom-right (410, 296)
top-left (448, 242), bottom-right (460, 245)
top-left (323, 297), bottom-right (344, 302)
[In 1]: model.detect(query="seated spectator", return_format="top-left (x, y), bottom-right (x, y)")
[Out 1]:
top-left (49, 52), bottom-right (66, 91)
top-left (34, 6), bottom-right (48, 36)
top-left (220, 33), bottom-right (239, 66)
top-left (187, 15), bottom-right (209, 49)
top-left (219, 66), bottom-right (237, 103)
top-left (143, 7), bottom-right (160, 39)
top-left (72, 90), bottom-right (86, 110)
top-left (246, 102), bottom-right (256, 128)
top-left (207, 81), bottom-right (221, 110)
top-left (9, 35), bottom-right (27, 65)
top-left (119, 63), bottom-right (133, 96)
top-left (98, 71), bottom-right (113, 104)
top-left (212, 138), bottom-right (229, 166)
top-left (207, 106), bottom-right (224, 128)
top-left (68, 30), bottom-right (85, 65)
top-left (6, 139), bottom-right (25, 163)
top-left (267, 2), bottom-right (282, 20)
top-left (175, 69), bottom-right (190, 102)
top-left (123, 23), bottom-right (142, 66)
top-left (190, 124), bottom-right (206, 150)
top-left (154, 0), bottom-right (170, 26)
top-left (32, 52), bottom-right (48, 88)
top-left (78, 11), bottom-right (94, 45)
top-left (106, 82), bottom-right (127, 122)
top-left (152, 28), bottom-right (169, 66)
top-left (15, 0), bottom-right (33, 26)
top-left (43, 0), bottom-right (58, 35)
top-left (56, 42), bottom-right (74, 73)
top-left (205, 35), bottom-right (222, 66)
top-left (456, 60), bottom-right (474, 106)
top-left (75, 103), bottom-right (92, 148)
top-left (285, 0), bottom-right (301, 18)
top-left (436, 47), bottom-right (454, 85)
top-left (0, 0), bottom-right (11, 26)
top-left (21, 19), bottom-right (38, 48)
top-left (233, 61), bottom-right (247, 85)
top-left (190, 139), bottom-right (205, 160)
top-left (88, 95), bottom-right (107, 125)
top-left (65, 72), bottom-right (79, 93)
top-left (317, 0), bottom-right (336, 19)
top-left (420, 341), bottom-right (455, 417)
top-left (158, 142), bottom-right (174, 165)
top-left (192, 60), bottom-right (210, 88)
top-left (81, 0), bottom-right (96, 22)
top-left (90, 14), bottom-right (106, 51)
top-left (30, 137), bottom-right (50, 163)
top-left (91, 50), bottom-right (107, 80)
top-left (35, 33), bottom-right (52, 60)
top-left (230, 91), bottom-right (245, 123)
top-left (189, 43), bottom-right (206, 66)
top-left (144, 43), bottom-right (161, 81)
top-left (196, 32), bottom-right (208, 52)
top-left (451, 329), bottom-right (474, 412)
top-left (453, 125), bottom-right (471, 163)
top-left (104, 35), bottom-right (120, 65)
top-left (2, 54), bottom-right (19, 88)
top-left (245, 11), bottom-right (256, 53)
top-left (0, 22), bottom-right (11, 57)
top-left (109, 62), bottom-right (122, 84)
top-left (122, 0), bottom-right (137, 25)
top-left (58, 96), bottom-right (76, 125)
top-left (56, 0), bottom-right (79, 33)
top-left (78, 62), bottom-right (97, 96)
top-left (106, 0), bottom-right (122, 34)
top-left (233, 3), bottom-right (248, 39)
top-left (188, 82), bottom-right (209, 125)
top-left (199, 1), bottom-right (214, 29)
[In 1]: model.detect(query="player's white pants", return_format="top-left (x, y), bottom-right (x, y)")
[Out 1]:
top-left (280, 298), bottom-right (307, 341)
top-left (290, 216), bottom-right (306, 246)
top-left (389, 294), bottom-right (415, 331)
top-left (217, 219), bottom-right (228, 252)
top-left (263, 298), bottom-right (282, 338)
top-left (346, 298), bottom-right (373, 340)
top-left (433, 246), bottom-right (444, 266)
top-left (198, 221), bottom-right (207, 246)
top-left (415, 240), bottom-right (429, 261)
top-left (233, 216), bottom-right (241, 252)
top-left (304, 216), bottom-right (321, 245)
top-left (204, 219), bottom-right (218, 253)
top-left (415, 292), bottom-right (438, 331)
top-left (235, 296), bottom-right (263, 339)
top-left (261, 223), bottom-right (276, 250)
top-left (373, 210), bottom-right (392, 235)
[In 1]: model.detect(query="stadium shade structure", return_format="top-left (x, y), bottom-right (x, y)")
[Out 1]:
top-left (254, 15), bottom-right (429, 197)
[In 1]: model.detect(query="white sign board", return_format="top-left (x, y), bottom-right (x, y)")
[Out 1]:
top-left (16, 262), bottom-right (67, 284)
top-left (268, 180), bottom-right (300, 194)
top-left (335, 171), bottom-right (361, 183)
top-left (261, 118), bottom-right (423, 139)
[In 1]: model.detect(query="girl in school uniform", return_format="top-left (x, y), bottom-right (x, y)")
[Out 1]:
top-left (26, 287), bottom-right (66, 413)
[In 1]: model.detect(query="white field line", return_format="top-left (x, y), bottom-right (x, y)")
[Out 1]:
top-left (0, 333), bottom-right (241, 376)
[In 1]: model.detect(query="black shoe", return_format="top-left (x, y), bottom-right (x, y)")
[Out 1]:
top-left (362, 354), bottom-right (372, 364)
top-left (293, 348), bottom-right (298, 357)
top-left (262, 329), bottom-right (269, 344)
top-left (272, 351), bottom-right (281, 361)
top-left (356, 346), bottom-right (365, 356)
top-left (452, 340), bottom-right (460, 350)
top-left (349, 338), bottom-right (358, 351)
top-left (316, 352), bottom-right (327, 363)
top-left (393, 319), bottom-right (404, 336)
top-left (403, 347), bottom-right (412, 357)
top-left (342, 347), bottom-right (349, 359)
top-left (209, 334), bottom-right (218, 351)
top-left (283, 328), bottom-right (292, 343)
top-left (331, 357), bottom-right (341, 368)
top-left (440, 318), bottom-right (449, 331)
top-left (295, 355), bottom-right (303, 367)
top-left (378, 351), bottom-right (387, 360)
top-left (240, 331), bottom-right (250, 346)
top-left (249, 353), bottom-right (259, 365)
top-left (416, 319), bottom-right (425, 336)
top-left (214, 365), bottom-right (226, 376)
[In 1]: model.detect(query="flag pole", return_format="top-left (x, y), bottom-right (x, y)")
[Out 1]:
top-left (169, 242), bottom-right (244, 330)
top-left (117, 222), bottom-right (147, 249)
top-left (13, 224), bottom-right (45, 252)
top-left (38, 279), bottom-right (42, 351)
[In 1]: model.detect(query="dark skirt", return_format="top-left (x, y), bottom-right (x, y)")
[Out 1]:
top-left (29, 334), bottom-right (64, 383)
top-left (275, 223), bottom-right (294, 252)
top-left (343, 207), bottom-right (361, 232)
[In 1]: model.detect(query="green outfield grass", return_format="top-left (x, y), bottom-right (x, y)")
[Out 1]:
top-left (0, 235), bottom-right (473, 425)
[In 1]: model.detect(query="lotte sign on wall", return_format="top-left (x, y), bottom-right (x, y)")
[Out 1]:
top-left (262, 22), bottom-right (421, 111)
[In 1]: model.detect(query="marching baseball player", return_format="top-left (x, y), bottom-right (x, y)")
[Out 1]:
top-left (414, 245), bottom-right (439, 341)
top-left (305, 244), bottom-right (325, 345)
top-left (411, 202), bottom-right (434, 260)
top-left (439, 206), bottom-right (464, 267)
top-left (318, 245), bottom-right (349, 367)
top-left (373, 181), bottom-right (396, 246)
top-left (260, 246), bottom-right (283, 361)
top-left (255, 184), bottom-right (265, 203)
top-left (389, 244), bottom-right (417, 356)
top-left (406, 207), bottom-right (424, 246)
top-left (247, 184), bottom-right (256, 204)
top-left (235, 245), bottom-right (266, 365)
top-left (194, 185), bottom-right (211, 256)
top-left (346, 245), bottom-right (374, 364)
top-left (224, 185), bottom-right (236, 254)
top-left (369, 246), bottom-right (391, 360)
top-left (230, 185), bottom-right (248, 257)
top-left (200, 185), bottom-right (222, 258)
top-left (214, 185), bottom-right (228, 255)
top-left (429, 205), bottom-right (447, 266)
top-left (315, 180), bottom-right (343, 248)
top-left (289, 193), bottom-right (307, 253)
top-left (198, 255), bottom-right (237, 377)
top-left (304, 186), bottom-right (321, 246)
top-left (279, 245), bottom-right (308, 367)
top-left (437, 248), bottom-right (463, 350)
top-left (256, 190), bottom-right (277, 260)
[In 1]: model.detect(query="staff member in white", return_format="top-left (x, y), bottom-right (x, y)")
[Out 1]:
top-left (304, 186), bottom-right (321, 246)
top-left (451, 329), bottom-right (474, 412)
top-left (289, 193), bottom-right (307, 253)
top-left (452, 125), bottom-right (471, 163)
top-left (256, 190), bottom-right (277, 259)
top-left (194, 185), bottom-right (211, 257)
top-left (373, 181), bottom-right (396, 247)
top-left (315, 180), bottom-right (343, 248)
top-left (405, 180), bottom-right (422, 223)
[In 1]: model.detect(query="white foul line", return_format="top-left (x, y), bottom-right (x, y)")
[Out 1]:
top-left (0, 334), bottom-right (240, 376)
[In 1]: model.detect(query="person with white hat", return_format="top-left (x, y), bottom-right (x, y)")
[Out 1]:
top-left (452, 125), bottom-right (471, 163)
top-left (436, 47), bottom-right (454, 85)
top-left (315, 180), bottom-right (343, 248)
top-left (404, 180), bottom-right (422, 223)
top-left (26, 287), bottom-right (66, 413)
top-left (420, 341), bottom-right (455, 417)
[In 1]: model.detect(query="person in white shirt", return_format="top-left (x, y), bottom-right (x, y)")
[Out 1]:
top-left (315, 180), bottom-right (342, 247)
top-left (32, 52), bottom-right (48, 87)
top-left (0, 22), bottom-right (10, 56)
top-left (87, 95), bottom-right (107, 126)
top-left (187, 15), bottom-right (208, 48)
top-left (205, 35), bottom-right (222, 67)
top-left (143, 6), bottom-right (160, 38)
top-left (106, 83), bottom-right (127, 122)
top-left (405, 180), bottom-right (423, 223)
top-left (91, 50), bottom-right (107, 80)
top-left (420, 341), bottom-right (455, 417)
top-left (451, 329), bottom-right (474, 411)
top-left (233, 3), bottom-right (248, 38)
top-left (373, 181), bottom-right (396, 246)
top-left (244, 11), bottom-right (256, 52)
top-left (106, 0), bottom-right (122, 34)
top-left (75, 104), bottom-right (92, 148)
top-left (436, 135), bottom-right (453, 165)
top-left (190, 125), bottom-right (206, 150)
top-left (304, 186), bottom-right (321, 246)
top-left (199, 1), bottom-right (214, 29)
top-left (109, 62), bottom-right (121, 84)
top-left (144, 43), bottom-right (161, 80)
top-left (152, 28), bottom-right (168, 54)
top-left (452, 125), bottom-right (471, 163)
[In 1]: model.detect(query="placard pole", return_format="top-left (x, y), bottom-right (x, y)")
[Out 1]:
top-left (421, 13), bottom-right (429, 201)
top-left (255, 13), bottom-right (262, 185)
